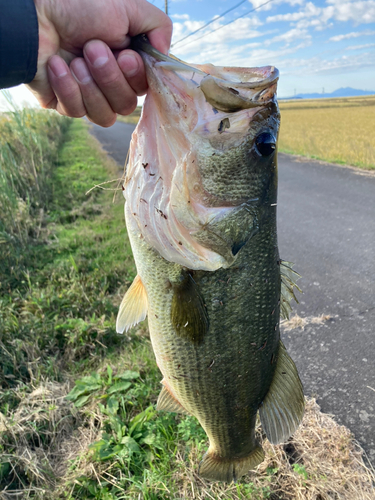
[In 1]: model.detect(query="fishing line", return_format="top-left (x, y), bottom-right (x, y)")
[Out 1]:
top-left (173, 0), bottom-right (275, 50)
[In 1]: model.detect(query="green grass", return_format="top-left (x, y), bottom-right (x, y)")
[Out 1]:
top-left (0, 94), bottom-right (70, 255)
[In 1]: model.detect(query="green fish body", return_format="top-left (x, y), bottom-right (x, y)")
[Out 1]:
top-left (117, 37), bottom-right (304, 482)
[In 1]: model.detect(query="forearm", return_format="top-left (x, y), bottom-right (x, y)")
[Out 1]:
top-left (0, 0), bottom-right (38, 89)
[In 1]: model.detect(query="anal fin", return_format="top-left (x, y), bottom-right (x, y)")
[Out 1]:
top-left (259, 341), bottom-right (305, 444)
top-left (198, 445), bottom-right (265, 483)
top-left (116, 275), bottom-right (148, 333)
top-left (156, 385), bottom-right (190, 415)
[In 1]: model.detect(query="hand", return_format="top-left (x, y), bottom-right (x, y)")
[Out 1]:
top-left (27, 0), bottom-right (172, 126)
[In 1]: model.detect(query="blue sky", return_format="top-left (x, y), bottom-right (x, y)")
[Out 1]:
top-left (161, 0), bottom-right (375, 97)
top-left (1, 0), bottom-right (374, 108)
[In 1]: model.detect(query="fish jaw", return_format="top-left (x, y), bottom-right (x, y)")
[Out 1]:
top-left (124, 47), bottom-right (280, 271)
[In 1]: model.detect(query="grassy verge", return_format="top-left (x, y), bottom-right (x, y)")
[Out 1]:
top-left (0, 95), bottom-right (70, 258)
top-left (1, 119), bottom-right (374, 499)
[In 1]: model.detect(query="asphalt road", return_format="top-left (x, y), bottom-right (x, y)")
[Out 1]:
top-left (89, 120), bottom-right (375, 464)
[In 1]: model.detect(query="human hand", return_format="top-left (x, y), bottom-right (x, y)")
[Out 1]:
top-left (27, 0), bottom-right (172, 126)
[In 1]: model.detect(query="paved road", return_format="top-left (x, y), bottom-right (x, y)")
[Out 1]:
top-left (89, 120), bottom-right (135, 168)
top-left (89, 121), bottom-right (375, 464)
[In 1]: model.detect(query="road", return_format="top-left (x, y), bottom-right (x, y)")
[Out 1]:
top-left (89, 120), bottom-right (375, 464)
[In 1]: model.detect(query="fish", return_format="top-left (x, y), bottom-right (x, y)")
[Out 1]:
top-left (116, 34), bottom-right (305, 483)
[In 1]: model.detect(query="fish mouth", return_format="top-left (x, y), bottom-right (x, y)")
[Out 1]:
top-left (131, 34), bottom-right (279, 112)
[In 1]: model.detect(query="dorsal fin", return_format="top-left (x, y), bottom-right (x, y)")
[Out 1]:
top-left (157, 385), bottom-right (190, 415)
top-left (280, 260), bottom-right (302, 320)
top-left (259, 341), bottom-right (305, 444)
top-left (116, 275), bottom-right (148, 333)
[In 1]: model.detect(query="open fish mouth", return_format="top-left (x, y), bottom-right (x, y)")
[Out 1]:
top-left (124, 35), bottom-right (280, 272)
top-left (131, 34), bottom-right (279, 113)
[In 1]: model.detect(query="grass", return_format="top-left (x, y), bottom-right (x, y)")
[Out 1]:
top-left (0, 93), bottom-right (70, 256)
top-left (278, 95), bottom-right (375, 170)
top-left (1, 117), bottom-right (374, 499)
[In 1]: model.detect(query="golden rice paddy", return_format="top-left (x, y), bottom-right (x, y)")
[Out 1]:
top-left (278, 95), bottom-right (375, 170)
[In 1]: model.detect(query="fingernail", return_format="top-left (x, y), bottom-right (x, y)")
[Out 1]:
top-left (118, 53), bottom-right (139, 77)
top-left (85, 40), bottom-right (109, 68)
top-left (48, 56), bottom-right (68, 78)
top-left (71, 58), bottom-right (91, 84)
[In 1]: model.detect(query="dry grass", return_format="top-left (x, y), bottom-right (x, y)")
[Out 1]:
top-left (278, 95), bottom-right (375, 170)
top-left (281, 314), bottom-right (332, 332)
top-left (173, 398), bottom-right (375, 500)
top-left (3, 381), bottom-right (374, 499)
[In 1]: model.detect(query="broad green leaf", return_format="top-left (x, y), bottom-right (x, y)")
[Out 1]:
top-left (74, 394), bottom-right (91, 408)
top-left (120, 436), bottom-right (140, 453)
top-left (107, 396), bottom-right (119, 415)
top-left (129, 406), bottom-right (155, 435)
top-left (107, 365), bottom-right (113, 384)
top-left (140, 432), bottom-right (156, 446)
top-left (107, 381), bottom-right (132, 394)
top-left (115, 370), bottom-right (140, 381)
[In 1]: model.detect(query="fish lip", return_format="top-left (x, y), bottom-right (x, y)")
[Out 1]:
top-left (130, 34), bottom-right (279, 91)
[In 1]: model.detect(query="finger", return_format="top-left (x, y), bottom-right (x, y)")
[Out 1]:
top-left (128, 0), bottom-right (173, 54)
top-left (83, 40), bottom-right (138, 116)
top-left (70, 57), bottom-right (117, 127)
top-left (117, 50), bottom-right (148, 97)
top-left (47, 55), bottom-right (86, 117)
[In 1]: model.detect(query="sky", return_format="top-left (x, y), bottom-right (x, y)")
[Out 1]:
top-left (1, 0), bottom-right (374, 108)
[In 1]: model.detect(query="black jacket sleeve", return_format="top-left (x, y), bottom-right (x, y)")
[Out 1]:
top-left (0, 0), bottom-right (39, 89)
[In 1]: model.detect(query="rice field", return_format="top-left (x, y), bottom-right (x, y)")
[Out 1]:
top-left (278, 95), bottom-right (375, 170)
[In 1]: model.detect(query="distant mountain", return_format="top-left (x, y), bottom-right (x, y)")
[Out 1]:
top-left (280, 87), bottom-right (375, 100)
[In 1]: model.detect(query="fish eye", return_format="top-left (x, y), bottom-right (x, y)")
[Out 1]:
top-left (255, 133), bottom-right (276, 157)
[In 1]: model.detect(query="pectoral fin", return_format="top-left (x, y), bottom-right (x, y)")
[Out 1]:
top-left (259, 341), bottom-right (305, 444)
top-left (157, 385), bottom-right (190, 415)
top-left (116, 275), bottom-right (148, 333)
top-left (171, 272), bottom-right (209, 344)
top-left (280, 260), bottom-right (302, 320)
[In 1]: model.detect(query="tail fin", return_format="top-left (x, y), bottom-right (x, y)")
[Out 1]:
top-left (198, 445), bottom-right (264, 483)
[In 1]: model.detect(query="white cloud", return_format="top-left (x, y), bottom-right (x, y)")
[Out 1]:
top-left (248, 0), bottom-right (304, 12)
top-left (170, 13), bottom-right (190, 20)
top-left (267, 2), bottom-right (320, 22)
top-left (265, 0), bottom-right (375, 33)
top-left (277, 50), bottom-right (375, 76)
top-left (330, 30), bottom-right (375, 42)
top-left (172, 16), bottom-right (264, 52)
top-left (346, 42), bottom-right (375, 49)
top-left (266, 27), bottom-right (311, 45)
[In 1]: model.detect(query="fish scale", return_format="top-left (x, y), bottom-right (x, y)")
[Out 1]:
top-left (117, 35), bottom-right (305, 482)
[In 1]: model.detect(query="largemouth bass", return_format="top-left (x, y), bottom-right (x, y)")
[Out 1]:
top-left (117, 35), bottom-right (304, 482)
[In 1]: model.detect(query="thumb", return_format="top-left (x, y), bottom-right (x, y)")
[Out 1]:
top-left (127, 0), bottom-right (173, 54)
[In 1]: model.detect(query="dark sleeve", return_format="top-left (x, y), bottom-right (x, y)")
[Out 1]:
top-left (0, 0), bottom-right (39, 89)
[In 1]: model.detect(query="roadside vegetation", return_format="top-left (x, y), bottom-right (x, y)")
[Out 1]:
top-left (278, 95), bottom-right (375, 170)
top-left (1, 107), bottom-right (374, 499)
top-left (120, 96), bottom-right (375, 170)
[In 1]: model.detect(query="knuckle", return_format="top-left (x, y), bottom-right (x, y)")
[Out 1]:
top-left (117, 99), bottom-right (137, 116)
